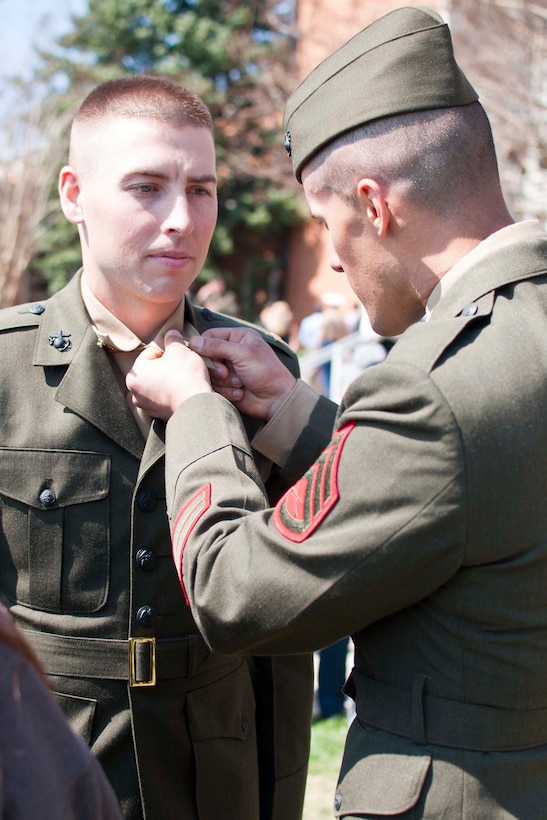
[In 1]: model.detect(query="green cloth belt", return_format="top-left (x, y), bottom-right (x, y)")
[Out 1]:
top-left (23, 629), bottom-right (211, 684)
top-left (351, 670), bottom-right (547, 752)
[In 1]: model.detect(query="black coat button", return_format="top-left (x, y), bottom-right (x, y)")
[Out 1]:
top-left (201, 308), bottom-right (213, 321)
top-left (136, 489), bottom-right (158, 512)
top-left (136, 605), bottom-right (156, 628)
top-left (136, 549), bottom-right (157, 570)
top-left (39, 489), bottom-right (56, 507)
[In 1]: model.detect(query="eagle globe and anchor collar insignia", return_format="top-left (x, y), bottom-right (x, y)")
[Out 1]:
top-left (274, 423), bottom-right (354, 542)
top-left (48, 330), bottom-right (72, 352)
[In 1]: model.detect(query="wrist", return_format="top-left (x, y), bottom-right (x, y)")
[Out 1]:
top-left (265, 377), bottom-right (297, 421)
top-left (171, 382), bottom-right (212, 413)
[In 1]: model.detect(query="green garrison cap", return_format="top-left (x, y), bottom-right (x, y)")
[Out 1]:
top-left (283, 5), bottom-right (479, 181)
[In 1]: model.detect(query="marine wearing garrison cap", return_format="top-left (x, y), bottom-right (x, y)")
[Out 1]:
top-left (284, 5), bottom-right (479, 181)
top-left (122, 4), bottom-right (547, 819)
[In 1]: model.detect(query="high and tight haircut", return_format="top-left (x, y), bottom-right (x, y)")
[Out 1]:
top-left (73, 75), bottom-right (213, 134)
top-left (311, 102), bottom-right (501, 217)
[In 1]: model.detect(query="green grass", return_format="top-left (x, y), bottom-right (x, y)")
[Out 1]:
top-left (303, 715), bottom-right (348, 819)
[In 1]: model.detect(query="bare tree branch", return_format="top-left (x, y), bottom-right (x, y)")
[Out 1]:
top-left (0, 85), bottom-right (76, 306)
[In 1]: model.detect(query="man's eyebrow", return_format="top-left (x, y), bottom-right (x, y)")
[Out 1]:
top-left (188, 174), bottom-right (217, 185)
top-left (121, 169), bottom-right (169, 182)
top-left (121, 170), bottom-right (217, 184)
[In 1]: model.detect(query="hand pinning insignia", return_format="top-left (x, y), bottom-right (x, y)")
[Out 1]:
top-left (48, 330), bottom-right (72, 352)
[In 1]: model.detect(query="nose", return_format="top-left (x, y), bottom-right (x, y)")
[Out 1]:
top-left (330, 247), bottom-right (344, 273)
top-left (162, 194), bottom-right (194, 236)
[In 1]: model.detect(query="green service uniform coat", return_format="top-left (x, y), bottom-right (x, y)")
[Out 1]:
top-left (0, 273), bottom-right (312, 820)
top-left (164, 232), bottom-right (547, 818)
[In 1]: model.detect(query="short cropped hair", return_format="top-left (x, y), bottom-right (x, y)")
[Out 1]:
top-left (311, 102), bottom-right (501, 217)
top-left (73, 75), bottom-right (213, 133)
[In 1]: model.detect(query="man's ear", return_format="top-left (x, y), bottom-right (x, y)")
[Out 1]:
top-left (357, 178), bottom-right (390, 237)
top-left (58, 166), bottom-right (84, 225)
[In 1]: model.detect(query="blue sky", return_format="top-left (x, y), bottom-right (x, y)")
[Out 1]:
top-left (1, 0), bottom-right (87, 80)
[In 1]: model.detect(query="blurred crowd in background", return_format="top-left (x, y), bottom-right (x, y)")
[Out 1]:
top-left (193, 278), bottom-right (394, 402)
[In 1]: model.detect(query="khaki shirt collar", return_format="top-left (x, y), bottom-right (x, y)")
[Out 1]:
top-left (81, 274), bottom-right (192, 438)
top-left (81, 274), bottom-right (186, 353)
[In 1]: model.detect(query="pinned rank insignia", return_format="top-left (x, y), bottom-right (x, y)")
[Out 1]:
top-left (274, 423), bottom-right (354, 542)
top-left (172, 483), bottom-right (211, 602)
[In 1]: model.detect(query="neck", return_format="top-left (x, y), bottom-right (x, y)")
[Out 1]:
top-left (408, 208), bottom-right (515, 306)
top-left (82, 275), bottom-right (183, 343)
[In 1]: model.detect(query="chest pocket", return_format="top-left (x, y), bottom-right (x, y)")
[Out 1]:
top-left (0, 448), bottom-right (110, 614)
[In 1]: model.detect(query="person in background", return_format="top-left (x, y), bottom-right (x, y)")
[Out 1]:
top-left (0, 75), bottom-right (312, 820)
top-left (297, 301), bottom-right (324, 352)
top-left (259, 300), bottom-right (295, 345)
top-left (298, 295), bottom-right (349, 395)
top-left (193, 277), bottom-right (240, 317)
top-left (126, 6), bottom-right (547, 818)
top-left (0, 604), bottom-right (122, 819)
top-left (315, 637), bottom-right (350, 720)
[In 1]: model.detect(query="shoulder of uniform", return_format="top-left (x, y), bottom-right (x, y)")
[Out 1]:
top-left (388, 290), bottom-right (495, 373)
top-left (193, 305), bottom-right (299, 375)
top-left (0, 300), bottom-right (49, 331)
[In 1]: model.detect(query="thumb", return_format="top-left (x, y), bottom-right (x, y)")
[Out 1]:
top-left (164, 330), bottom-right (185, 348)
top-left (137, 345), bottom-right (163, 362)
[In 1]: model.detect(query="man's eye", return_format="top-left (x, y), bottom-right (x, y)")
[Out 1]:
top-left (132, 184), bottom-right (157, 194)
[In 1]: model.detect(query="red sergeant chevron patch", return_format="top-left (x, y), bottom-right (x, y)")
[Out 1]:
top-left (273, 423), bottom-right (354, 542)
top-left (171, 483), bottom-right (211, 603)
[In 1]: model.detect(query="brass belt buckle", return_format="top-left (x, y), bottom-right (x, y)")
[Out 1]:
top-left (129, 637), bottom-right (157, 687)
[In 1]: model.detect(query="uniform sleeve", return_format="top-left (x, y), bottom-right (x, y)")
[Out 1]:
top-left (251, 379), bottom-right (329, 468)
top-left (165, 360), bottom-right (466, 655)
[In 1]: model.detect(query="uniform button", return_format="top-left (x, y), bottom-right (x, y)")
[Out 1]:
top-left (136, 489), bottom-right (158, 512)
top-left (136, 605), bottom-right (156, 628)
top-left (461, 302), bottom-right (478, 317)
top-left (201, 308), bottom-right (213, 321)
top-left (29, 303), bottom-right (45, 315)
top-left (136, 548), bottom-right (157, 570)
top-left (334, 793), bottom-right (342, 811)
top-left (241, 717), bottom-right (248, 733)
top-left (39, 488), bottom-right (56, 507)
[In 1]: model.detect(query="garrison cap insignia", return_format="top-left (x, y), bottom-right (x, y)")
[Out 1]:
top-left (274, 423), bottom-right (354, 542)
top-left (171, 483), bottom-right (211, 603)
top-left (284, 130), bottom-right (292, 157)
top-left (48, 330), bottom-right (72, 352)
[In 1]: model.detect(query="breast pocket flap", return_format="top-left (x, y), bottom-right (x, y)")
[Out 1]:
top-left (0, 448), bottom-right (110, 508)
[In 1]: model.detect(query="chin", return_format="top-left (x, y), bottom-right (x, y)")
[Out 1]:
top-left (367, 299), bottom-right (424, 338)
top-left (142, 276), bottom-right (191, 299)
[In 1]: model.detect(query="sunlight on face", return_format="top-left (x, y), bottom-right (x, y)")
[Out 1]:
top-left (64, 117), bottom-right (218, 325)
top-left (302, 163), bottom-right (424, 337)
